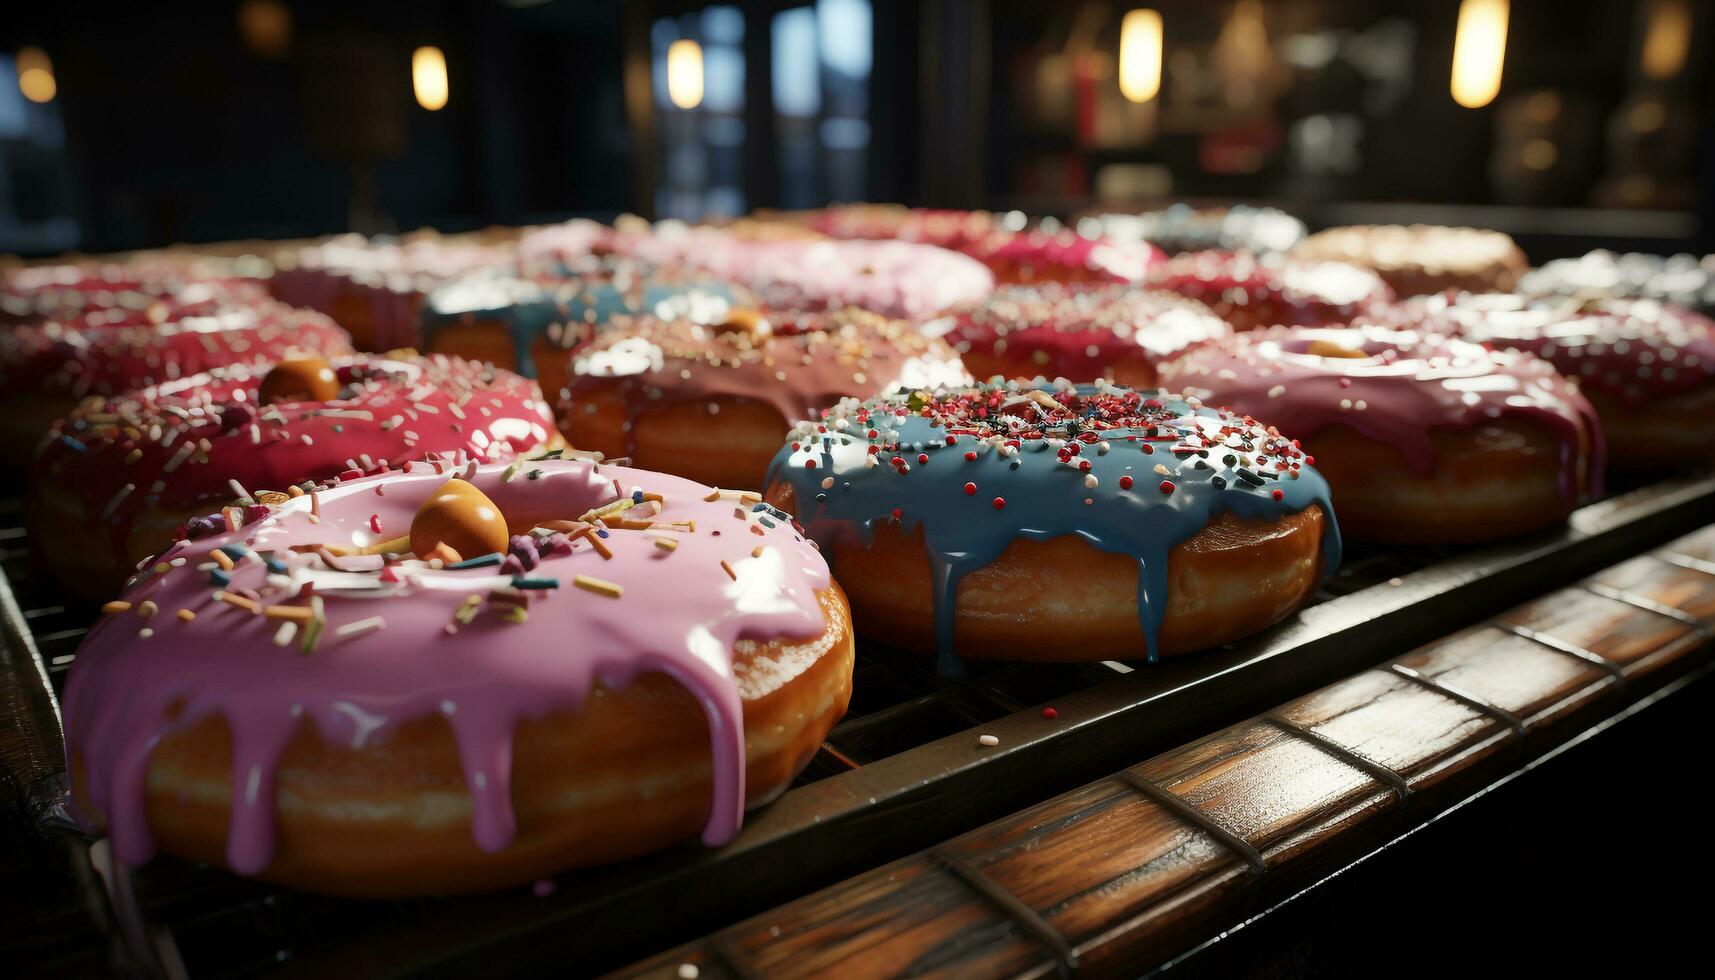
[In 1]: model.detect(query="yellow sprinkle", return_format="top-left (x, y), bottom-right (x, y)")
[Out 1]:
top-left (653, 536), bottom-right (679, 552)
top-left (153, 562), bottom-right (170, 575)
top-left (214, 591), bottom-right (260, 614)
top-left (720, 560), bottom-right (737, 580)
top-left (751, 545), bottom-right (766, 558)
top-left (135, 600), bottom-right (158, 619)
top-left (177, 609), bottom-right (196, 622)
top-left (101, 601), bottom-right (132, 615)
top-left (287, 485), bottom-right (305, 497)
top-left (573, 574), bottom-right (624, 598)
top-left (263, 605), bottom-right (315, 622)
top-left (209, 549), bottom-right (234, 570)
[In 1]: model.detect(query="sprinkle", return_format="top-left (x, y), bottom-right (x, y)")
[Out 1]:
top-left (654, 536), bottom-right (679, 552)
top-left (978, 734), bottom-right (1000, 747)
top-left (101, 601), bottom-right (132, 615)
top-left (1159, 480), bottom-right (1175, 495)
top-left (573, 574), bottom-right (624, 597)
top-left (720, 559), bottom-right (738, 580)
top-left (447, 553), bottom-right (504, 569)
top-left (135, 601), bottom-right (158, 619)
top-left (992, 496), bottom-right (1006, 510)
top-left (336, 616), bottom-right (386, 639)
top-left (176, 609), bottom-right (195, 622)
top-left (138, 628), bottom-right (153, 639)
top-left (210, 549), bottom-right (235, 571)
top-left (272, 621), bottom-right (298, 647)
top-left (1271, 488), bottom-right (1285, 500)
top-left (455, 595), bottom-right (482, 624)
top-left (227, 478), bottom-right (254, 505)
top-left (510, 577), bottom-right (559, 590)
top-left (963, 482), bottom-right (977, 495)
top-left (370, 514), bottom-right (384, 535)
top-left (264, 605), bottom-right (315, 622)
top-left (214, 591), bottom-right (260, 613)
top-left (1118, 475), bottom-right (1134, 490)
top-left (1042, 707), bottom-right (1059, 720)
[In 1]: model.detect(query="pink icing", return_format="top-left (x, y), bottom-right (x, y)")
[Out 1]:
top-left (1147, 250), bottom-right (1393, 328)
top-left (1159, 324), bottom-right (1604, 501)
top-left (1377, 293), bottom-right (1715, 406)
top-left (944, 284), bottom-right (1230, 379)
top-left (62, 456), bottom-right (834, 875)
top-left (36, 353), bottom-right (556, 567)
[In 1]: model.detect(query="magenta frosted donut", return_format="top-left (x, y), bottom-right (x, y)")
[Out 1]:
top-left (61, 456), bottom-right (853, 895)
top-left (942, 283), bottom-right (1229, 386)
top-left (1146, 250), bottom-right (1393, 332)
top-left (1159, 324), bottom-right (1603, 542)
top-left (30, 351), bottom-right (560, 599)
top-left (0, 299), bottom-right (354, 465)
top-left (1380, 293), bottom-right (1715, 467)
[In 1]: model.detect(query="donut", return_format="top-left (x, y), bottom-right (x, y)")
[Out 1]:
top-left (1145, 250), bottom-right (1392, 332)
top-left (514, 218), bottom-right (616, 270)
top-left (61, 457), bottom-right (853, 895)
top-left (2, 264), bottom-right (268, 327)
top-left (807, 205), bottom-right (996, 253)
top-left (419, 261), bottom-right (739, 399)
top-left (711, 238), bottom-right (995, 323)
top-left (0, 299), bottom-right (353, 466)
top-left (1081, 204), bottom-right (1307, 256)
top-left (560, 307), bottom-right (969, 490)
top-left (29, 352), bottom-right (560, 601)
top-left (1291, 224), bottom-right (1529, 297)
top-left (968, 227), bottom-right (1160, 285)
top-left (763, 380), bottom-right (1339, 668)
top-left (1383, 292), bottom-right (1715, 467)
top-left (1520, 250), bottom-right (1715, 314)
top-left (941, 283), bottom-right (1229, 387)
top-left (1159, 325), bottom-right (1603, 544)
top-left (271, 233), bottom-right (509, 350)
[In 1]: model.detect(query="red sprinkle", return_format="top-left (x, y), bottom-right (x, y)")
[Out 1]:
top-left (964, 451), bottom-right (977, 461)
top-left (1119, 475), bottom-right (1134, 490)
top-left (804, 459), bottom-right (818, 469)
top-left (1159, 481), bottom-right (1175, 495)
top-left (891, 508), bottom-right (903, 521)
top-left (917, 453), bottom-right (929, 464)
top-left (964, 482), bottom-right (977, 495)
top-left (992, 496), bottom-right (1007, 510)
top-left (369, 514), bottom-right (383, 534)
top-left (1271, 488), bottom-right (1285, 501)
top-left (1042, 707), bottom-right (1058, 720)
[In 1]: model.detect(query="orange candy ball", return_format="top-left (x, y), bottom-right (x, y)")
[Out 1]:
top-left (259, 356), bottom-right (341, 404)
top-left (410, 478), bottom-right (509, 561)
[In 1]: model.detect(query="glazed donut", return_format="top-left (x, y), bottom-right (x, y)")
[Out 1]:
top-left (1146, 250), bottom-right (1392, 332)
top-left (1382, 293), bottom-right (1715, 467)
top-left (0, 299), bottom-right (353, 466)
top-left (1082, 204), bottom-right (1307, 256)
top-left (763, 380), bottom-right (1339, 667)
top-left (62, 457), bottom-right (853, 895)
top-left (1520, 250), bottom-right (1715, 315)
top-left (561, 307), bottom-right (969, 490)
top-left (30, 352), bottom-right (561, 601)
top-left (1159, 325), bottom-right (1603, 544)
top-left (941, 283), bottom-right (1229, 387)
top-left (2, 264), bottom-right (268, 327)
top-left (419, 261), bottom-right (739, 400)
top-left (1292, 225), bottom-right (1529, 297)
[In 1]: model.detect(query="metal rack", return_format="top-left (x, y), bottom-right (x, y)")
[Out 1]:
top-left (3, 472), bottom-right (1712, 977)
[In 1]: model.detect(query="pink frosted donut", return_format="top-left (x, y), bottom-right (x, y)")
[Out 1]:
top-left (1146, 250), bottom-right (1393, 332)
top-left (62, 456), bottom-right (854, 895)
top-left (30, 352), bottom-right (560, 600)
top-left (943, 283), bottom-right (1229, 386)
top-left (1380, 293), bottom-right (1715, 467)
top-left (1160, 324), bottom-right (1603, 543)
top-left (0, 299), bottom-right (354, 465)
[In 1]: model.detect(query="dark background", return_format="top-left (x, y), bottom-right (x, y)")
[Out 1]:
top-left (2, 1), bottom-right (1711, 258)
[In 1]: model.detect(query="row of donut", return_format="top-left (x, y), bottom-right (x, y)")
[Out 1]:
top-left (10, 209), bottom-right (1713, 897)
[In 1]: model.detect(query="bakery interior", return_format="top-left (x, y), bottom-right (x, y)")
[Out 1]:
top-left (2, 0), bottom-right (1712, 977)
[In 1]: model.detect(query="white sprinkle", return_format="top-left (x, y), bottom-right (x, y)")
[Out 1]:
top-left (228, 478), bottom-right (254, 505)
top-left (273, 621), bottom-right (299, 647)
top-left (677, 966), bottom-right (700, 980)
top-left (336, 616), bottom-right (386, 639)
top-left (978, 734), bottom-right (999, 747)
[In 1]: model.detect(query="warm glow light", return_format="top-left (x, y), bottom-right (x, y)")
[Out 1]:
top-left (1118, 9), bottom-right (1163, 103)
top-left (1451, 0), bottom-right (1508, 109)
top-left (238, 0), bottom-right (293, 59)
top-left (666, 39), bottom-right (704, 109)
top-left (16, 46), bottom-right (56, 104)
top-left (1640, 0), bottom-right (1691, 80)
top-left (412, 46), bottom-right (449, 111)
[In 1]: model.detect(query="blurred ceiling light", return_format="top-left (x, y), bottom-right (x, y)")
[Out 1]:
top-left (1629, 99), bottom-right (1666, 133)
top-left (667, 39), bottom-right (705, 109)
top-left (1450, 0), bottom-right (1507, 109)
top-left (16, 47), bottom-right (55, 104)
top-left (1212, 0), bottom-right (1272, 108)
top-left (1640, 0), bottom-right (1691, 80)
top-left (1520, 138), bottom-right (1557, 171)
top-left (1118, 9), bottom-right (1163, 103)
top-left (238, 0), bottom-right (292, 59)
top-left (412, 46), bottom-right (449, 111)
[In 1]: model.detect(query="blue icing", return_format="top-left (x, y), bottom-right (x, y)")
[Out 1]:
top-left (765, 381), bottom-right (1341, 671)
top-left (421, 271), bottom-right (735, 379)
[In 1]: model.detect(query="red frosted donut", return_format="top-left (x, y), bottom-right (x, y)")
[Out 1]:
top-left (1381, 293), bottom-right (1715, 467)
top-left (2, 263), bottom-right (268, 327)
top-left (560, 307), bottom-right (970, 490)
top-left (30, 352), bottom-right (560, 600)
top-left (62, 457), bottom-right (852, 895)
top-left (1293, 224), bottom-right (1529, 297)
top-left (969, 228), bottom-right (1161, 285)
top-left (0, 299), bottom-right (353, 465)
top-left (1159, 324), bottom-right (1603, 543)
top-left (1146, 250), bottom-right (1393, 332)
top-left (942, 283), bottom-right (1230, 386)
